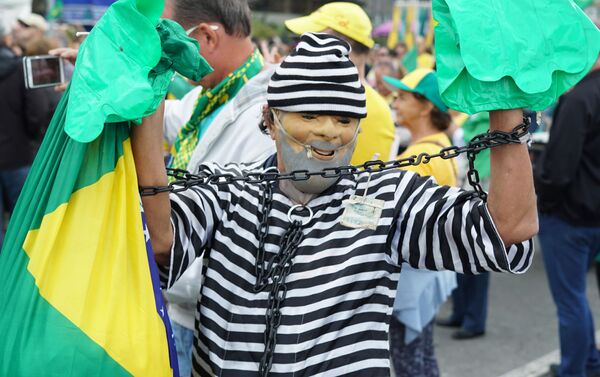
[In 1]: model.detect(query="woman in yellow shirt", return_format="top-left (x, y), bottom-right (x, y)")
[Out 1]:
top-left (384, 69), bottom-right (457, 377)
top-left (387, 68), bottom-right (457, 186)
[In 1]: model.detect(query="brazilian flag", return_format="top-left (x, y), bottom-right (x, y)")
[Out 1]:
top-left (0, 0), bottom-right (211, 375)
top-left (0, 95), bottom-right (176, 376)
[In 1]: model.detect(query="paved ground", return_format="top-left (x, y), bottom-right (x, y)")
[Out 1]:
top-left (434, 237), bottom-right (600, 377)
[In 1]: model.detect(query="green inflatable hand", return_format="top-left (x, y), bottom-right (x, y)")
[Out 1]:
top-left (64, 0), bottom-right (213, 142)
top-left (433, 0), bottom-right (600, 114)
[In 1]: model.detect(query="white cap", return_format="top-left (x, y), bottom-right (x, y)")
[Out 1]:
top-left (17, 14), bottom-right (48, 32)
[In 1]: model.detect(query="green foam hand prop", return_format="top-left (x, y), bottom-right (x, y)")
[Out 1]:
top-left (65, 0), bottom-right (213, 142)
top-left (433, 0), bottom-right (600, 114)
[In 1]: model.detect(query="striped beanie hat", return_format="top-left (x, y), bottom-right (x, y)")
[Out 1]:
top-left (267, 32), bottom-right (367, 119)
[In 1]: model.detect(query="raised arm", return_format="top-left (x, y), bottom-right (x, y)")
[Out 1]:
top-left (394, 109), bottom-right (536, 275)
top-left (487, 109), bottom-right (538, 245)
top-left (131, 101), bottom-right (173, 265)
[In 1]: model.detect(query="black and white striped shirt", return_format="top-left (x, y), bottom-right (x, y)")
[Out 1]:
top-left (159, 157), bottom-right (533, 377)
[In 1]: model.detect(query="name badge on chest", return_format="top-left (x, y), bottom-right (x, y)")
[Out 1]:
top-left (340, 195), bottom-right (385, 230)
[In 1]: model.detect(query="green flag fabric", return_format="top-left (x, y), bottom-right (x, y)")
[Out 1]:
top-left (402, 47), bottom-right (418, 72)
top-left (462, 112), bottom-right (491, 179)
top-left (433, 0), bottom-right (600, 114)
top-left (0, 94), bottom-right (176, 376)
top-left (0, 0), bottom-right (213, 375)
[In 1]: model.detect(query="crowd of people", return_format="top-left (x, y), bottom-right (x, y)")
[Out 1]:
top-left (0, 12), bottom-right (86, 249)
top-left (1, 1), bottom-right (599, 377)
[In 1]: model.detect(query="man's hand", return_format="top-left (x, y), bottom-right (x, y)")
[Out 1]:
top-left (49, 47), bottom-right (78, 92)
top-left (487, 109), bottom-right (538, 245)
top-left (49, 47), bottom-right (78, 64)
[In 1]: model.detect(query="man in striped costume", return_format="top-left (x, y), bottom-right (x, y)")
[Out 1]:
top-left (133, 33), bottom-right (537, 376)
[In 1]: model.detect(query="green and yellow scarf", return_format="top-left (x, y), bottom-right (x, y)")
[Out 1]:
top-left (170, 49), bottom-right (263, 171)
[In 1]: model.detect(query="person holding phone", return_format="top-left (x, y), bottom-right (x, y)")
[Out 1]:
top-left (0, 25), bottom-right (53, 249)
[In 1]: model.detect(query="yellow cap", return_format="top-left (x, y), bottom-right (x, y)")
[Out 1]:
top-left (285, 2), bottom-right (375, 49)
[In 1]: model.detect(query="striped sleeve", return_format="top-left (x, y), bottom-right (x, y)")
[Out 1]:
top-left (392, 173), bottom-right (534, 274)
top-left (158, 182), bottom-right (228, 289)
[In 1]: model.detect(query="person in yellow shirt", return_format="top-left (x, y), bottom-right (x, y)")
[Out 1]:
top-left (385, 68), bottom-right (458, 376)
top-left (284, 2), bottom-right (396, 164)
top-left (385, 68), bottom-right (457, 186)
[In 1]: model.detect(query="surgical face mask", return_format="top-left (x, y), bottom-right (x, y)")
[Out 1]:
top-left (273, 111), bottom-right (359, 194)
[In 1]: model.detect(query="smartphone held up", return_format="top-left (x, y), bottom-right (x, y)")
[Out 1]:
top-left (23, 55), bottom-right (66, 89)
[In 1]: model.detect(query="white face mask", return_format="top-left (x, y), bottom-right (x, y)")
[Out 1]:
top-left (273, 111), bottom-right (359, 194)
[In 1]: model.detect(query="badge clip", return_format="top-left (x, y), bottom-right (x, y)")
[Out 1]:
top-left (340, 171), bottom-right (385, 230)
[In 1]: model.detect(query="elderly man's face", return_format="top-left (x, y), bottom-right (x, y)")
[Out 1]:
top-left (186, 23), bottom-right (222, 88)
top-left (11, 23), bottom-right (42, 48)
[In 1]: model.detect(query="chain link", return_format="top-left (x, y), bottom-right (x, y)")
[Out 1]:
top-left (255, 201), bottom-right (305, 376)
top-left (257, 219), bottom-right (304, 376)
top-left (140, 120), bottom-right (530, 203)
top-left (254, 182), bottom-right (274, 292)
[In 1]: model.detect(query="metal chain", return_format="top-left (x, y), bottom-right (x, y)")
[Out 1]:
top-left (257, 218), bottom-right (304, 376)
top-left (254, 186), bottom-right (306, 376)
top-left (254, 182), bottom-right (274, 292)
top-left (139, 120), bottom-right (530, 203)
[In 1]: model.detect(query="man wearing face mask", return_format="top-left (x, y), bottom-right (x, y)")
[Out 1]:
top-left (267, 109), bottom-right (359, 199)
top-left (132, 33), bottom-right (537, 376)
